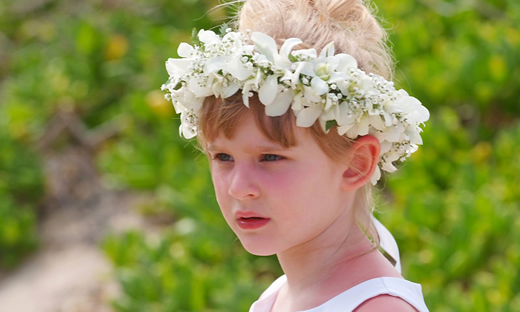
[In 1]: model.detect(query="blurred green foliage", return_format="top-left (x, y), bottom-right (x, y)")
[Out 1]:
top-left (379, 0), bottom-right (520, 124)
top-left (0, 130), bottom-right (42, 268)
top-left (1, 0), bottom-right (519, 311)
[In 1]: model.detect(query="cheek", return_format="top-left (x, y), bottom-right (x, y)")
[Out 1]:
top-left (211, 172), bottom-right (228, 204)
top-left (281, 168), bottom-right (339, 206)
top-left (264, 170), bottom-right (312, 206)
top-left (211, 176), bottom-right (236, 226)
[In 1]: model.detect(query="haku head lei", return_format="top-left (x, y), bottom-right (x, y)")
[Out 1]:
top-left (162, 28), bottom-right (429, 184)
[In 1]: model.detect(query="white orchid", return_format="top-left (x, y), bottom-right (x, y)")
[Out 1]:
top-left (251, 32), bottom-right (301, 115)
top-left (162, 29), bottom-right (429, 184)
top-left (198, 29), bottom-right (221, 46)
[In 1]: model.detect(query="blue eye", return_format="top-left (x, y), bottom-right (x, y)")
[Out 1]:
top-left (214, 153), bottom-right (233, 162)
top-left (261, 154), bottom-right (284, 162)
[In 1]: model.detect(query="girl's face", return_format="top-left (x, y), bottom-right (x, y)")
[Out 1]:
top-left (207, 113), bottom-right (356, 256)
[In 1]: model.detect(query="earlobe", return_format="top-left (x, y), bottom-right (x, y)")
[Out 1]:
top-left (341, 135), bottom-right (381, 191)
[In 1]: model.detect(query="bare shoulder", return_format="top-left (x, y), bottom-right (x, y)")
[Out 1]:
top-left (354, 294), bottom-right (418, 312)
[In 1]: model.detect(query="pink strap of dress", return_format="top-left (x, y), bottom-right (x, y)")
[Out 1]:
top-left (249, 276), bottom-right (429, 312)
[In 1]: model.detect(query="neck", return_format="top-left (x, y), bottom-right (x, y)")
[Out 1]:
top-left (277, 191), bottom-right (375, 289)
top-left (272, 191), bottom-right (383, 312)
top-left (277, 223), bottom-right (374, 290)
top-left (274, 223), bottom-right (381, 312)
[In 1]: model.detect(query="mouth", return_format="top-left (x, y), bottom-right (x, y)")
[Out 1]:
top-left (235, 215), bottom-right (271, 230)
top-left (238, 216), bottom-right (269, 223)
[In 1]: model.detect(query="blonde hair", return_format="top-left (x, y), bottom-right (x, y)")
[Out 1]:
top-left (199, 0), bottom-right (393, 247)
top-left (237, 0), bottom-right (393, 79)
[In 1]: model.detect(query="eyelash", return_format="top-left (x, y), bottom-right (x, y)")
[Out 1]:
top-left (213, 153), bottom-right (233, 162)
top-left (212, 153), bottom-right (285, 162)
top-left (261, 154), bottom-right (284, 162)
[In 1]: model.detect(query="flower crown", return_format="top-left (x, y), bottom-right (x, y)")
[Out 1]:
top-left (161, 28), bottom-right (429, 184)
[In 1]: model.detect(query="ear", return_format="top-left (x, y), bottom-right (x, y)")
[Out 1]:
top-left (341, 135), bottom-right (381, 191)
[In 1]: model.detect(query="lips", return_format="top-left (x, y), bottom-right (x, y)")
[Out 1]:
top-left (235, 211), bottom-right (270, 230)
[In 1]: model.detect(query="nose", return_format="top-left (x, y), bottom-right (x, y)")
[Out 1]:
top-left (228, 163), bottom-right (260, 200)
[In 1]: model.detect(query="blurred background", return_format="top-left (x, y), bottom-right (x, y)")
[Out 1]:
top-left (0, 0), bottom-right (519, 311)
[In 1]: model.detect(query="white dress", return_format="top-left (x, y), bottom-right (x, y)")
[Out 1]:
top-left (249, 275), bottom-right (429, 312)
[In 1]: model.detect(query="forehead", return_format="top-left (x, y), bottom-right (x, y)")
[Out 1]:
top-left (207, 113), bottom-right (301, 150)
top-left (198, 95), bottom-right (297, 150)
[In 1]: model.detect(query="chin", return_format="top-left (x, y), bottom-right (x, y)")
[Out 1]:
top-left (240, 241), bottom-right (278, 256)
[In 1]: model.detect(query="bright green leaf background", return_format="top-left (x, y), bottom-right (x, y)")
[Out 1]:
top-left (0, 0), bottom-right (519, 311)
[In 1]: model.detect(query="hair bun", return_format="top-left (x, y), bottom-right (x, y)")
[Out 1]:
top-left (236, 0), bottom-right (392, 78)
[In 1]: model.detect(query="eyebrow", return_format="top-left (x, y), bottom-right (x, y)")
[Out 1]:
top-left (206, 144), bottom-right (221, 153)
top-left (206, 142), bottom-right (289, 153)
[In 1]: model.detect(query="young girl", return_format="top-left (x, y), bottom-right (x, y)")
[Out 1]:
top-left (162, 0), bottom-right (430, 311)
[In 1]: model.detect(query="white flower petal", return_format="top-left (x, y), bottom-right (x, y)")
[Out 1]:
top-left (198, 30), bottom-right (220, 45)
top-left (310, 77), bottom-right (328, 96)
top-left (346, 124), bottom-right (360, 139)
top-left (291, 92), bottom-right (304, 111)
top-left (280, 69), bottom-right (295, 85)
top-left (259, 75), bottom-right (279, 105)
top-left (336, 102), bottom-right (354, 126)
top-left (296, 106), bottom-right (322, 127)
top-left (407, 128), bottom-right (423, 145)
top-left (328, 72), bottom-right (349, 83)
top-left (177, 43), bottom-right (194, 58)
top-left (319, 42), bottom-right (335, 59)
top-left (385, 150), bottom-right (401, 163)
top-left (379, 141), bottom-right (393, 154)
top-left (324, 95), bottom-right (334, 111)
top-left (397, 96), bottom-right (430, 123)
top-left (369, 114), bottom-right (386, 131)
top-left (303, 86), bottom-right (322, 103)
top-left (241, 82), bottom-right (255, 108)
top-left (181, 125), bottom-right (197, 139)
top-left (337, 123), bottom-right (354, 136)
top-left (382, 161), bottom-right (398, 173)
top-left (192, 97), bottom-right (204, 111)
top-left (188, 76), bottom-right (213, 97)
top-left (242, 92), bottom-right (250, 108)
top-left (357, 116), bottom-right (370, 136)
top-left (370, 166), bottom-right (381, 185)
top-left (265, 90), bottom-right (293, 116)
top-left (384, 124), bottom-right (405, 142)
top-left (280, 38), bottom-right (303, 62)
top-left (222, 82), bottom-right (240, 98)
top-left (381, 111), bottom-right (394, 127)
top-left (204, 56), bottom-right (230, 74)
top-left (254, 54), bottom-right (270, 66)
top-left (321, 104), bottom-right (338, 121)
top-left (292, 48), bottom-right (317, 60)
top-left (253, 69), bottom-right (263, 88)
top-left (297, 62), bottom-right (315, 77)
top-left (176, 90), bottom-right (203, 111)
top-left (252, 32), bottom-right (279, 62)
top-left (334, 54), bottom-right (358, 72)
top-left (166, 58), bottom-right (191, 76)
top-left (227, 58), bottom-right (254, 80)
top-left (335, 80), bottom-right (351, 95)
